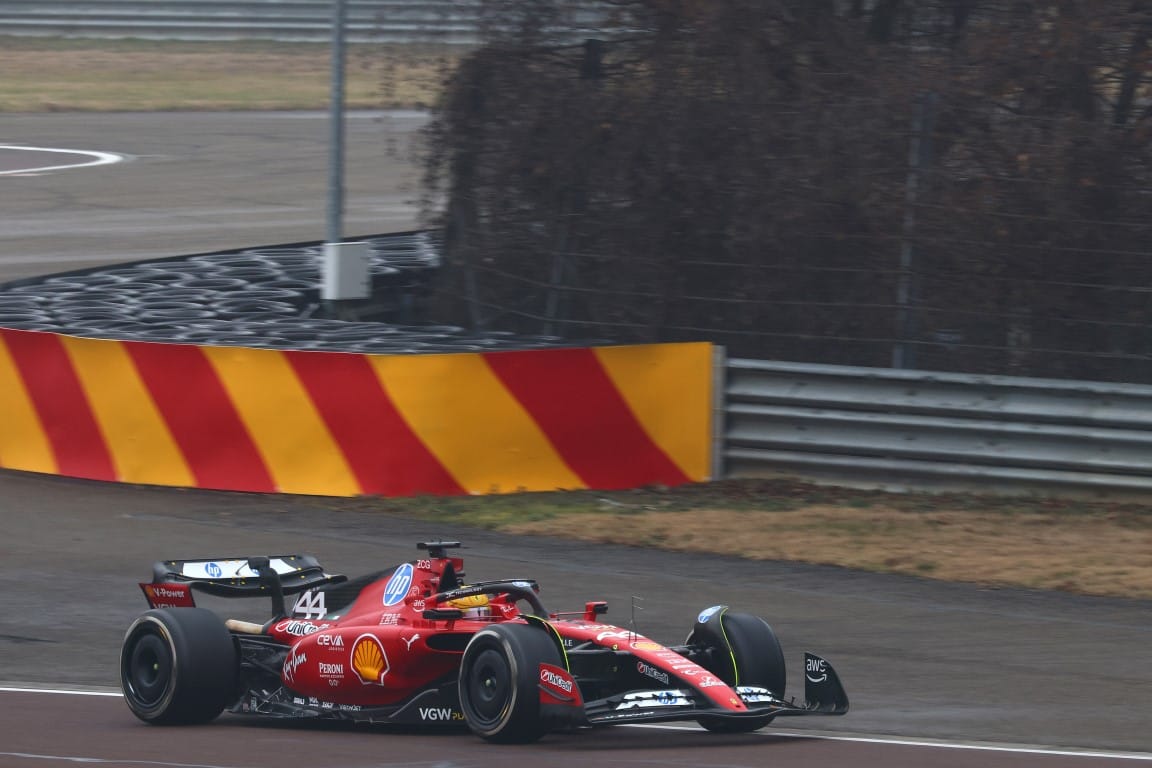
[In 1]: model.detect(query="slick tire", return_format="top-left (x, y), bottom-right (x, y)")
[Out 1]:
top-left (458, 623), bottom-right (564, 743)
top-left (120, 608), bottom-right (238, 725)
top-left (693, 612), bottom-right (786, 734)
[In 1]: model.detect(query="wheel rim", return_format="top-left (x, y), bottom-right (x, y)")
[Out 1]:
top-left (466, 648), bottom-right (512, 726)
top-left (126, 631), bottom-right (172, 708)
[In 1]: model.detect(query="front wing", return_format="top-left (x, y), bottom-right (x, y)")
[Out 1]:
top-left (573, 653), bottom-right (849, 728)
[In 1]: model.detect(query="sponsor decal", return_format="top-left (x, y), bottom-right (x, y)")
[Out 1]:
top-left (632, 640), bottom-right (663, 652)
top-left (402, 634), bottom-right (421, 651)
top-left (142, 583), bottom-right (194, 608)
top-left (339, 704), bottom-right (362, 712)
top-left (351, 634), bottom-right (390, 685)
top-left (601, 710), bottom-right (656, 721)
top-left (318, 661), bottom-right (344, 681)
top-left (538, 663), bottom-right (580, 706)
top-left (698, 676), bottom-right (726, 688)
top-left (419, 707), bottom-right (463, 722)
top-left (383, 563), bottom-right (414, 607)
top-left (540, 667), bottom-right (574, 693)
top-left (637, 661), bottom-right (670, 685)
top-left (379, 613), bottom-right (400, 626)
top-left (499, 603), bottom-right (518, 618)
top-left (317, 633), bottom-right (344, 649)
top-left (697, 605), bottom-right (725, 624)
top-left (595, 629), bottom-right (635, 643)
top-left (275, 620), bottom-right (327, 637)
top-left (665, 662), bottom-right (702, 676)
top-left (615, 690), bottom-right (691, 710)
top-left (283, 650), bottom-right (306, 684)
top-left (412, 599), bottom-right (425, 612)
top-left (806, 656), bottom-right (828, 683)
top-left (652, 652), bottom-right (707, 676)
top-left (736, 685), bottom-right (776, 703)
top-left (416, 559), bottom-right (433, 571)
top-left (291, 589), bottom-right (327, 620)
top-left (437, 586), bottom-right (475, 601)
top-left (181, 558), bottom-right (300, 580)
top-left (511, 581), bottom-right (534, 590)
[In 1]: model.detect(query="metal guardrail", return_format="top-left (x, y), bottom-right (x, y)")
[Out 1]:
top-left (722, 358), bottom-right (1152, 495)
top-left (0, 1), bottom-right (605, 44)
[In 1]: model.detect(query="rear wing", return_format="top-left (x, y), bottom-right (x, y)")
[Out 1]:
top-left (139, 555), bottom-right (346, 618)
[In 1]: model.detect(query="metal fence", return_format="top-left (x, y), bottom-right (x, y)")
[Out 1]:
top-left (721, 357), bottom-right (1152, 495)
top-left (0, 1), bottom-right (606, 44)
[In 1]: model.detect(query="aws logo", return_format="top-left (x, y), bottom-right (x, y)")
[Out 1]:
top-left (805, 656), bottom-right (828, 683)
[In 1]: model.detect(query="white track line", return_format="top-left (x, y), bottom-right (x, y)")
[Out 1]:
top-left (3, 685), bottom-right (1150, 762)
top-left (0, 145), bottom-right (126, 176)
top-left (0, 685), bottom-right (121, 697)
top-left (630, 723), bottom-right (1152, 761)
top-left (0, 754), bottom-right (240, 768)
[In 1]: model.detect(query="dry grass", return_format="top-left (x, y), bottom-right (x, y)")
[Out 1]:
top-left (0, 36), bottom-right (456, 112)
top-left (500, 504), bottom-right (1152, 599)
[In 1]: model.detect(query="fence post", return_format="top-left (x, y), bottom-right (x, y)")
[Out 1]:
top-left (711, 345), bottom-right (729, 481)
top-left (893, 91), bottom-right (936, 370)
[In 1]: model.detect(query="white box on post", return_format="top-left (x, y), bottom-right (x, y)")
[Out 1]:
top-left (322, 241), bottom-right (371, 301)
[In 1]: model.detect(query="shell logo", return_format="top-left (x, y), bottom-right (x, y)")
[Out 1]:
top-left (351, 634), bottom-right (390, 685)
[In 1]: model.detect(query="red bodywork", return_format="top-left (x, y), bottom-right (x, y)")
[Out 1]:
top-left (134, 543), bottom-right (848, 733)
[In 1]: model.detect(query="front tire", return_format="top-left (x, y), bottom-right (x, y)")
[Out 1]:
top-left (458, 623), bottom-right (563, 743)
top-left (120, 608), bottom-right (238, 725)
top-left (691, 612), bottom-right (786, 733)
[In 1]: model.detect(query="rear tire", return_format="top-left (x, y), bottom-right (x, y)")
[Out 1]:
top-left (458, 623), bottom-right (563, 743)
top-left (120, 608), bottom-right (238, 725)
top-left (691, 612), bottom-right (785, 733)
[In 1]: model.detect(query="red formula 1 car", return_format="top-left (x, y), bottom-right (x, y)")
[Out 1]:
top-left (120, 541), bottom-right (848, 743)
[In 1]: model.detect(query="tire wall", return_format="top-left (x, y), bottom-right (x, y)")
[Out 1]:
top-left (0, 329), bottom-right (712, 496)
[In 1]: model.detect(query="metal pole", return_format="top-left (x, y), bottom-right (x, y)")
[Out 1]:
top-left (893, 92), bottom-right (936, 369)
top-left (327, 0), bottom-right (347, 244)
top-left (710, 345), bottom-right (728, 482)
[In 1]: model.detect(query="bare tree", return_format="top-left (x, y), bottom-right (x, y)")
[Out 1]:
top-left (418, 0), bottom-right (1152, 382)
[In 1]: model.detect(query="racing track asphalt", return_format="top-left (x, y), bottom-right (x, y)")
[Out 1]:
top-left (2, 112), bottom-right (1152, 767)
top-left (1, 110), bottom-right (428, 280)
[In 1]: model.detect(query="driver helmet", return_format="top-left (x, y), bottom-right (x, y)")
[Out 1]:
top-left (447, 592), bottom-right (491, 619)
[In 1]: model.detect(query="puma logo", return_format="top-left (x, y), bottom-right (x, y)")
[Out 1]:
top-left (402, 634), bottom-right (420, 650)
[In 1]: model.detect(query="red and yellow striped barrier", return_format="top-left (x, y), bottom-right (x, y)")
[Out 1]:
top-left (0, 329), bottom-right (712, 496)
